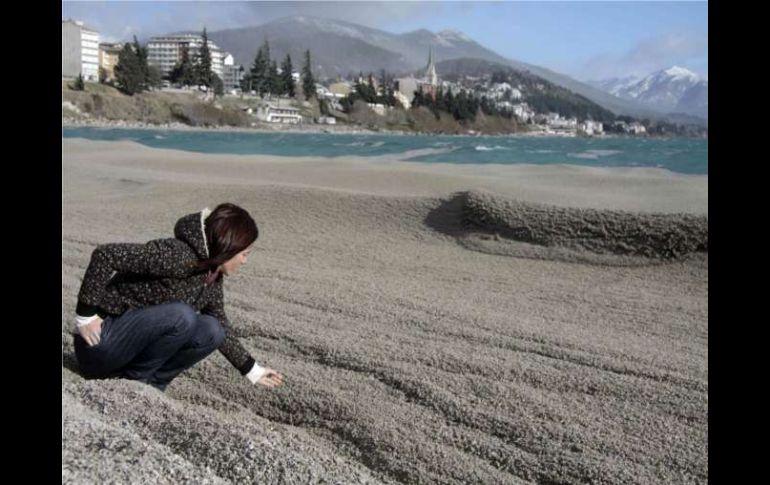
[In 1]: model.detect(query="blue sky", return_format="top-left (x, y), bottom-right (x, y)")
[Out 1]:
top-left (62, 1), bottom-right (708, 81)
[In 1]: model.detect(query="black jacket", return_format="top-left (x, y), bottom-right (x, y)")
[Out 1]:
top-left (75, 210), bottom-right (256, 376)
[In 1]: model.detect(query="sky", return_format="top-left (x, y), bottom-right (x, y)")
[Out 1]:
top-left (62, 1), bottom-right (708, 82)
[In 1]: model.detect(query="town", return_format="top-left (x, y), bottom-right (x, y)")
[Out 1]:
top-left (63, 19), bottom-right (704, 138)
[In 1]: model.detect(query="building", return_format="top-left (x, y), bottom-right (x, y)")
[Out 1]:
top-left (489, 82), bottom-right (522, 101)
top-left (62, 19), bottom-right (100, 80)
top-left (315, 83), bottom-right (332, 98)
top-left (417, 47), bottom-right (439, 100)
top-left (395, 77), bottom-right (419, 102)
top-left (98, 42), bottom-right (122, 82)
top-left (223, 65), bottom-right (243, 92)
top-left (579, 120), bottom-right (604, 136)
top-left (628, 122), bottom-right (647, 134)
top-left (328, 81), bottom-right (353, 97)
top-left (393, 90), bottom-right (412, 109)
top-left (511, 103), bottom-right (535, 122)
top-left (147, 34), bottom-right (225, 78)
top-left (255, 104), bottom-right (303, 124)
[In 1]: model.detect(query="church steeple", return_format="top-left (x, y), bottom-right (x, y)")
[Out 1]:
top-left (425, 46), bottom-right (438, 87)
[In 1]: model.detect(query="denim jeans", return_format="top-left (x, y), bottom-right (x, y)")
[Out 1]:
top-left (73, 301), bottom-right (225, 391)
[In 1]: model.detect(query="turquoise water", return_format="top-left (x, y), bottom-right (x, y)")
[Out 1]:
top-left (62, 127), bottom-right (708, 175)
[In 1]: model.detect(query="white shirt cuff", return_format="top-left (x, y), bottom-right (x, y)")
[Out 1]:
top-left (75, 313), bottom-right (100, 328)
top-left (245, 362), bottom-right (267, 384)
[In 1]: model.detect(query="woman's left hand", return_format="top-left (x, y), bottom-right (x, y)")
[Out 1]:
top-left (257, 368), bottom-right (284, 388)
top-left (78, 317), bottom-right (104, 347)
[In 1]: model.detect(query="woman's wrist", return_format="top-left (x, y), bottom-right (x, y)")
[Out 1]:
top-left (245, 363), bottom-right (267, 384)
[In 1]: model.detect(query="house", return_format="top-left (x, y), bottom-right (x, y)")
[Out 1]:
top-left (393, 90), bottom-right (412, 109)
top-left (98, 42), bottom-right (122, 81)
top-left (367, 103), bottom-right (388, 116)
top-left (255, 104), bottom-right (302, 124)
top-left (579, 120), bottom-right (604, 135)
top-left (329, 81), bottom-right (353, 97)
top-left (511, 103), bottom-right (535, 122)
top-left (395, 77), bottom-right (419, 102)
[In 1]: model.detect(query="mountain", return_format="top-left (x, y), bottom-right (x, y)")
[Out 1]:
top-left (589, 76), bottom-right (641, 97)
top-left (171, 15), bottom-right (666, 118)
top-left (590, 67), bottom-right (708, 119)
top-left (437, 58), bottom-right (616, 122)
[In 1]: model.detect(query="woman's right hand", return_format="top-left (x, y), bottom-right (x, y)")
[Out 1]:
top-left (257, 368), bottom-right (284, 388)
top-left (78, 317), bottom-right (104, 347)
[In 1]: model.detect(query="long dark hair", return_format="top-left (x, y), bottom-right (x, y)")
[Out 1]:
top-left (194, 203), bottom-right (258, 273)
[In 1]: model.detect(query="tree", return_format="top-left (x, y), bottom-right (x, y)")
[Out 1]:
top-left (212, 73), bottom-right (224, 97)
top-left (72, 72), bottom-right (85, 91)
top-left (133, 36), bottom-right (149, 91)
top-left (114, 43), bottom-right (143, 95)
top-left (281, 54), bottom-right (295, 98)
top-left (319, 98), bottom-right (331, 116)
top-left (148, 65), bottom-right (163, 90)
top-left (268, 60), bottom-right (280, 96)
top-left (98, 67), bottom-right (108, 85)
top-left (301, 50), bottom-right (315, 100)
top-left (170, 45), bottom-right (196, 87)
top-left (197, 27), bottom-right (213, 88)
top-left (249, 43), bottom-right (268, 97)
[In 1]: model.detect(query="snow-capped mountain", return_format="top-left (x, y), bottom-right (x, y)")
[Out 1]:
top-left (589, 66), bottom-right (708, 119)
top-left (590, 76), bottom-right (641, 97)
top-left (173, 15), bottom-right (671, 119)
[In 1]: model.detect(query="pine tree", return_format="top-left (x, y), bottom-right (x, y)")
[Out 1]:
top-left (281, 54), bottom-right (295, 98)
top-left (249, 45), bottom-right (267, 97)
top-left (301, 50), bottom-right (315, 100)
top-left (269, 60), bottom-right (280, 96)
top-left (147, 65), bottom-right (163, 89)
top-left (133, 36), bottom-right (149, 91)
top-left (212, 73), bottom-right (224, 97)
top-left (114, 42), bottom-right (143, 95)
top-left (197, 27), bottom-right (213, 88)
top-left (72, 72), bottom-right (85, 91)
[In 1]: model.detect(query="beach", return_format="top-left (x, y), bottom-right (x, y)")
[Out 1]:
top-left (62, 138), bottom-right (708, 483)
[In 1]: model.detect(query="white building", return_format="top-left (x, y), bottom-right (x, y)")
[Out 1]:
top-left (367, 103), bottom-right (389, 116)
top-left (628, 122), bottom-right (647, 134)
top-left (546, 113), bottom-right (578, 130)
top-left (62, 19), bottom-right (100, 81)
top-left (147, 34), bottom-right (225, 78)
top-left (511, 103), bottom-right (535, 122)
top-left (393, 90), bottom-right (412, 109)
top-left (579, 120), bottom-right (604, 135)
top-left (395, 77), bottom-right (419, 102)
top-left (315, 83), bottom-right (331, 97)
top-left (256, 104), bottom-right (303, 124)
top-left (489, 82), bottom-right (522, 101)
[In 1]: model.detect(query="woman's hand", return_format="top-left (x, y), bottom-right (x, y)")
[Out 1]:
top-left (257, 368), bottom-right (284, 388)
top-left (78, 317), bottom-right (104, 347)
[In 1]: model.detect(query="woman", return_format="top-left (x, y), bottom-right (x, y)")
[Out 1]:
top-left (73, 203), bottom-right (284, 392)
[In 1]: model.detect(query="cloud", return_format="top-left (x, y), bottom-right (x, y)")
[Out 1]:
top-left (234, 1), bottom-right (433, 30)
top-left (579, 31), bottom-right (708, 80)
top-left (64, 1), bottom-right (438, 43)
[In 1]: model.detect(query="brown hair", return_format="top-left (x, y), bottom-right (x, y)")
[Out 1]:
top-left (195, 203), bottom-right (258, 273)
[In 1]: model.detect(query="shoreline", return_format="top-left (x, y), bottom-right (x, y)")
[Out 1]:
top-left (62, 117), bottom-right (695, 141)
top-left (62, 137), bottom-right (708, 214)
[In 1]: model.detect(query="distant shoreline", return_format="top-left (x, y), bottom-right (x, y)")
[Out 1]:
top-left (62, 118), bottom-right (676, 141)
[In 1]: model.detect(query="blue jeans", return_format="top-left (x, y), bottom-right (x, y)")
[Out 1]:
top-left (73, 302), bottom-right (225, 391)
